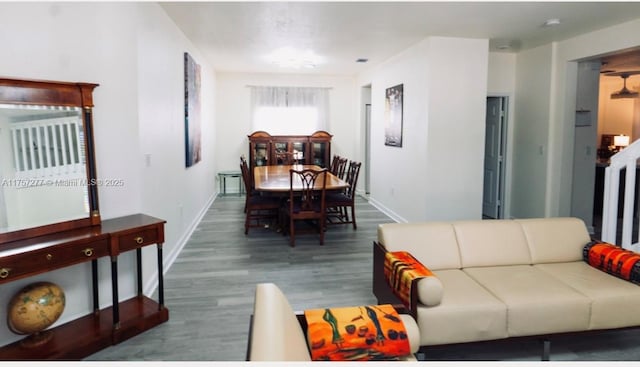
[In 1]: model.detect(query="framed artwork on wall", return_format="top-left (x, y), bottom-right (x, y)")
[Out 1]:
top-left (384, 83), bottom-right (403, 147)
top-left (184, 52), bottom-right (202, 167)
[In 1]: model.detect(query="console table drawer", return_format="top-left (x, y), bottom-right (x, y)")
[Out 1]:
top-left (0, 239), bottom-right (109, 281)
top-left (117, 226), bottom-right (161, 252)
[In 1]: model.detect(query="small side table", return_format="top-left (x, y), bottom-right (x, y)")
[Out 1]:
top-left (218, 170), bottom-right (244, 196)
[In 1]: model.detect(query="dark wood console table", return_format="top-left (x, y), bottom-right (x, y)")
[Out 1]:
top-left (0, 213), bottom-right (168, 360)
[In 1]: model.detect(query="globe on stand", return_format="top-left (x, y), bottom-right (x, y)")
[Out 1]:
top-left (7, 282), bottom-right (66, 348)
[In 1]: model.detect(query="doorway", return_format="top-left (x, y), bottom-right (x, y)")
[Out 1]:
top-left (483, 96), bottom-right (508, 219)
top-left (570, 49), bottom-right (640, 237)
top-left (570, 61), bottom-right (601, 235)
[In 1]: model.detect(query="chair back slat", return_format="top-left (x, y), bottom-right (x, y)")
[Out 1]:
top-left (344, 161), bottom-right (362, 199)
top-left (330, 155), bottom-right (341, 175)
top-left (289, 168), bottom-right (328, 212)
top-left (336, 158), bottom-right (348, 179)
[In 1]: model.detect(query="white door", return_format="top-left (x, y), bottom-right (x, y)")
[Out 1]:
top-left (483, 97), bottom-right (505, 218)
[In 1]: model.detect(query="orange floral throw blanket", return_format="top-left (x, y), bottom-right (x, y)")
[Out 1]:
top-left (304, 304), bottom-right (411, 361)
top-left (384, 251), bottom-right (435, 309)
top-left (583, 240), bottom-right (640, 284)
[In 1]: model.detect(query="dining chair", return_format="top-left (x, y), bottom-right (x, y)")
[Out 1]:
top-left (329, 155), bottom-right (341, 175)
top-left (240, 156), bottom-right (260, 213)
top-left (240, 160), bottom-right (281, 234)
top-left (282, 168), bottom-right (328, 247)
top-left (326, 161), bottom-right (361, 229)
top-left (336, 157), bottom-right (348, 179)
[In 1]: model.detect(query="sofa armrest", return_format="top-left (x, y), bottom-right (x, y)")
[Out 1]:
top-left (373, 241), bottom-right (404, 305)
top-left (373, 241), bottom-right (443, 319)
top-left (247, 283), bottom-right (311, 361)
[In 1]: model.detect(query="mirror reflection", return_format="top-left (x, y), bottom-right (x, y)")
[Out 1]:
top-left (0, 104), bottom-right (89, 233)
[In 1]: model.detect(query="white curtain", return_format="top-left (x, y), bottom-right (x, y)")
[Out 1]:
top-left (250, 86), bottom-right (329, 135)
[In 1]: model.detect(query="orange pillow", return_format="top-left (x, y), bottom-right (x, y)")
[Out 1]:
top-left (304, 304), bottom-right (411, 361)
top-left (583, 240), bottom-right (640, 284)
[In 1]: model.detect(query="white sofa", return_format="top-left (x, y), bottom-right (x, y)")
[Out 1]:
top-left (373, 217), bottom-right (640, 356)
top-left (247, 282), bottom-right (421, 361)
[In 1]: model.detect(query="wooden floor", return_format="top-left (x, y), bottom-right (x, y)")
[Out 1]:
top-left (85, 195), bottom-right (640, 361)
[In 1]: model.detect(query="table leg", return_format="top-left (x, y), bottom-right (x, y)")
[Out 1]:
top-left (92, 259), bottom-right (99, 313)
top-left (157, 243), bottom-right (165, 309)
top-left (136, 248), bottom-right (142, 296)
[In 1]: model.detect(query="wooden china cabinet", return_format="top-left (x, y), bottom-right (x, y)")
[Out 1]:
top-left (247, 130), bottom-right (332, 178)
top-left (0, 78), bottom-right (168, 360)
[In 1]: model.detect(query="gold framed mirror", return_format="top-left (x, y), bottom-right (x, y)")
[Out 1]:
top-left (0, 78), bottom-right (100, 244)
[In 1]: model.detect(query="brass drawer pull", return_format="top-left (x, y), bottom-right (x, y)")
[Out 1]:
top-left (46, 254), bottom-right (53, 261)
top-left (0, 268), bottom-right (10, 278)
top-left (134, 236), bottom-right (144, 244)
top-left (83, 248), bottom-right (94, 257)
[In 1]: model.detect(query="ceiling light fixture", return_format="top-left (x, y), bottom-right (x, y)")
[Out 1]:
top-left (356, 58), bottom-right (368, 63)
top-left (542, 18), bottom-right (561, 27)
top-left (264, 47), bottom-right (322, 69)
top-left (607, 72), bottom-right (640, 99)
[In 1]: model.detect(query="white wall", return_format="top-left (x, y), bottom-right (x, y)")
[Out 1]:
top-left (488, 53), bottom-right (517, 95)
top-left (358, 36), bottom-right (489, 222)
top-left (215, 72), bottom-right (356, 193)
top-left (358, 40), bottom-right (430, 222)
top-left (425, 37), bottom-right (489, 221)
top-left (135, 4), bottom-right (217, 284)
top-left (0, 2), bottom-right (216, 346)
top-left (511, 43), bottom-right (554, 218)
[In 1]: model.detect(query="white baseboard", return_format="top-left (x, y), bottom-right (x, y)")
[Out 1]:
top-left (365, 194), bottom-right (407, 223)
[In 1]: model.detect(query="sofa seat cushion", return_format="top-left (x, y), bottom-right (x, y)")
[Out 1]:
top-left (416, 269), bottom-right (507, 346)
top-left (536, 262), bottom-right (640, 330)
top-left (464, 265), bottom-right (591, 337)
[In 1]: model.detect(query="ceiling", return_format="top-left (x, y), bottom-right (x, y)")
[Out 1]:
top-left (160, 2), bottom-right (640, 76)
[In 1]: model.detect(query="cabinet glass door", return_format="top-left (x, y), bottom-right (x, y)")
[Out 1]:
top-left (292, 142), bottom-right (306, 164)
top-left (312, 142), bottom-right (327, 167)
top-left (254, 142), bottom-right (268, 166)
top-left (273, 142), bottom-right (289, 165)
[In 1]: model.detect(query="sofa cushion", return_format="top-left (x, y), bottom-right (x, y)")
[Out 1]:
top-left (537, 262), bottom-right (640, 330)
top-left (583, 240), bottom-right (640, 284)
top-left (250, 283), bottom-right (311, 361)
top-left (464, 265), bottom-right (591, 337)
top-left (378, 222), bottom-right (461, 270)
top-left (517, 217), bottom-right (591, 263)
top-left (453, 220), bottom-right (531, 267)
top-left (415, 269), bottom-right (507, 346)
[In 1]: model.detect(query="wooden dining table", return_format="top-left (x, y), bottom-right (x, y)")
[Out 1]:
top-left (253, 164), bottom-right (349, 192)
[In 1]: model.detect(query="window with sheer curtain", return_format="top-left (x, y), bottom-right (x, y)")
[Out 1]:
top-left (249, 86), bottom-right (329, 135)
